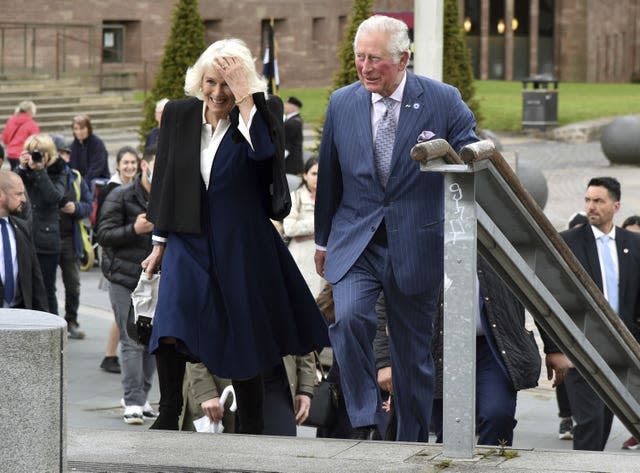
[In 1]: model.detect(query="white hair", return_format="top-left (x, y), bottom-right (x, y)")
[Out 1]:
top-left (184, 38), bottom-right (267, 100)
top-left (155, 98), bottom-right (169, 112)
top-left (15, 100), bottom-right (37, 116)
top-left (354, 15), bottom-right (412, 63)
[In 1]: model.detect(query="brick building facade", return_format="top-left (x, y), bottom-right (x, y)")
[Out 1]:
top-left (0, 1), bottom-right (638, 88)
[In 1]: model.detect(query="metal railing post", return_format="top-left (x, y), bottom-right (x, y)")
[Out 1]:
top-left (441, 169), bottom-right (478, 459)
top-left (413, 140), bottom-right (479, 459)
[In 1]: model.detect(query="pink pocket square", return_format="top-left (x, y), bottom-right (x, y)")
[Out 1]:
top-left (417, 131), bottom-right (436, 143)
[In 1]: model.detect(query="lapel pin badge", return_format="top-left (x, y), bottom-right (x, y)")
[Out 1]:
top-left (624, 248), bottom-right (629, 254)
top-left (413, 103), bottom-right (420, 109)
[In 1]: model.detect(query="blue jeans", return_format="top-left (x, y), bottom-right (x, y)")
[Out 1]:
top-left (109, 282), bottom-right (156, 406)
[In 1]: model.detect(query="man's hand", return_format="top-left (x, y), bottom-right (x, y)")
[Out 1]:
top-left (294, 394), bottom-right (311, 425)
top-left (201, 397), bottom-right (224, 423)
top-left (545, 352), bottom-right (574, 387)
top-left (377, 366), bottom-right (393, 393)
top-left (314, 249), bottom-right (326, 277)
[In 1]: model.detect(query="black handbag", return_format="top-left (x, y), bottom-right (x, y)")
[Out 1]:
top-left (126, 302), bottom-right (153, 346)
top-left (304, 352), bottom-right (339, 428)
top-left (125, 270), bottom-right (160, 346)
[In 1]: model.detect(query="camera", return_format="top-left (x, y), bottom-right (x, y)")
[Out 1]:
top-left (30, 149), bottom-right (44, 163)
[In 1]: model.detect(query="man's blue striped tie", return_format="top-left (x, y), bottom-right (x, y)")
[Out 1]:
top-left (374, 97), bottom-right (396, 187)
top-left (1, 219), bottom-right (14, 307)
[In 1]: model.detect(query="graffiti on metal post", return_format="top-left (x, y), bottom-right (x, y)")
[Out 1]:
top-left (448, 182), bottom-right (465, 244)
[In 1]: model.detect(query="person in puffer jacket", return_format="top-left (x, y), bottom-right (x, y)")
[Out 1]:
top-left (97, 147), bottom-right (157, 425)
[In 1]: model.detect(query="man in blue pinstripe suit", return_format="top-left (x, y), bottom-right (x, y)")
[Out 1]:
top-left (314, 15), bottom-right (478, 441)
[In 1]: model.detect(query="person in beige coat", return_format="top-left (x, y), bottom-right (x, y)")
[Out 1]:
top-left (181, 354), bottom-right (315, 435)
top-left (283, 157), bottom-right (324, 297)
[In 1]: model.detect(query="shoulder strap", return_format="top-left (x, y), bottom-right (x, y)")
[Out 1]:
top-left (71, 169), bottom-right (82, 200)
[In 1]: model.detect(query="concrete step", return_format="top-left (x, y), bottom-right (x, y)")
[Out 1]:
top-left (41, 118), bottom-right (142, 136)
top-left (0, 94), bottom-right (136, 109)
top-left (29, 107), bottom-right (143, 124)
top-left (0, 84), bottom-right (100, 98)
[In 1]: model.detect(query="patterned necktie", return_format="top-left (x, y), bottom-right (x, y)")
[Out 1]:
top-left (1, 219), bottom-right (14, 307)
top-left (374, 97), bottom-right (397, 187)
top-left (599, 235), bottom-right (619, 313)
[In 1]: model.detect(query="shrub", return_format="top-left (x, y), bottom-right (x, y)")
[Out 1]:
top-left (138, 0), bottom-right (206, 147)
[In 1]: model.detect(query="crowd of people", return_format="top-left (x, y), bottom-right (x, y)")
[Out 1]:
top-left (1, 14), bottom-right (639, 453)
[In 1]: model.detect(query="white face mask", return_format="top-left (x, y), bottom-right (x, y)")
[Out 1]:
top-left (145, 161), bottom-right (155, 184)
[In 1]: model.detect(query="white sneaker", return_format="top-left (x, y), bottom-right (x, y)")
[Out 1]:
top-left (121, 398), bottom-right (158, 419)
top-left (143, 401), bottom-right (158, 419)
top-left (123, 405), bottom-right (144, 425)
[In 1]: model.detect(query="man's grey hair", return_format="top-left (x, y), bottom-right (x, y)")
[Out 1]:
top-left (354, 15), bottom-right (412, 63)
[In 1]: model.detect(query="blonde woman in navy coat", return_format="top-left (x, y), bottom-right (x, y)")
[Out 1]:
top-left (142, 39), bottom-right (328, 433)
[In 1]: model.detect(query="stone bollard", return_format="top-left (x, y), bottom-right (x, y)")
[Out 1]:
top-left (517, 159), bottom-right (549, 210)
top-left (0, 309), bottom-right (66, 472)
top-left (600, 116), bottom-right (640, 164)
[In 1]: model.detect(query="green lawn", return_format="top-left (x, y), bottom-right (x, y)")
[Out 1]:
top-left (281, 81), bottom-right (640, 133)
top-left (139, 82), bottom-right (639, 133)
top-left (278, 87), bottom-right (331, 125)
top-left (475, 81), bottom-right (640, 132)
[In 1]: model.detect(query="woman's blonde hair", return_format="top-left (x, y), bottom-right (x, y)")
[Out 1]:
top-left (184, 38), bottom-right (267, 100)
top-left (22, 134), bottom-right (59, 167)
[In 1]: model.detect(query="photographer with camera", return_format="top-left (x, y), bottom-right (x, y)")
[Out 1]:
top-left (17, 134), bottom-right (66, 314)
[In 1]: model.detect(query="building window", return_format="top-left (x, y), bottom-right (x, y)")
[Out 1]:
top-left (102, 23), bottom-right (124, 63)
top-left (312, 17), bottom-right (326, 46)
top-left (338, 15), bottom-right (347, 42)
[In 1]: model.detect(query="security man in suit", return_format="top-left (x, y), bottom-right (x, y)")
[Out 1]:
top-left (283, 96), bottom-right (304, 175)
top-left (545, 176), bottom-right (640, 451)
top-left (314, 15), bottom-right (478, 441)
top-left (0, 170), bottom-right (48, 311)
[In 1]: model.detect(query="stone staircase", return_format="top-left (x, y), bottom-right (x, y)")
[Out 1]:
top-left (0, 77), bottom-right (142, 157)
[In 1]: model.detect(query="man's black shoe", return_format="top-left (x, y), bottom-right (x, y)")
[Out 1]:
top-left (349, 425), bottom-right (378, 440)
top-left (67, 323), bottom-right (86, 340)
top-left (100, 356), bottom-right (121, 374)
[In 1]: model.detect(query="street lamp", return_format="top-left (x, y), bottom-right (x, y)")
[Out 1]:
top-left (463, 17), bottom-right (472, 32)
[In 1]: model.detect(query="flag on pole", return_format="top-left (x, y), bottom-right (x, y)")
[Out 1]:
top-left (262, 18), bottom-right (279, 95)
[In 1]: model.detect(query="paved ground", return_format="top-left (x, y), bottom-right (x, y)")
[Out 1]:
top-left (501, 135), bottom-right (640, 231)
top-left (60, 130), bottom-right (640, 462)
top-left (64, 265), bottom-right (634, 455)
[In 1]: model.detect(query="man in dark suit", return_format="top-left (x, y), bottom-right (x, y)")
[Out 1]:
top-left (0, 170), bottom-right (48, 311)
top-left (283, 96), bottom-right (304, 175)
top-left (314, 15), bottom-right (478, 441)
top-left (546, 176), bottom-right (640, 451)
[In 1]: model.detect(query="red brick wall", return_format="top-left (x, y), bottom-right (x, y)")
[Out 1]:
top-left (1, 0), bottom-right (638, 86)
top-left (0, 0), bottom-right (353, 88)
